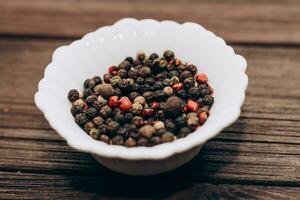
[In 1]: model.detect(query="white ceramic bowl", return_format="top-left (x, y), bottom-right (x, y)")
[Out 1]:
top-left (34, 18), bottom-right (248, 175)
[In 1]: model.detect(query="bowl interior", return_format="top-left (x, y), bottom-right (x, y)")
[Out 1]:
top-left (36, 19), bottom-right (247, 159)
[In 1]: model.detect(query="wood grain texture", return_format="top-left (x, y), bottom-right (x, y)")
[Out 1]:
top-left (0, 0), bottom-right (300, 44)
top-left (1, 171), bottom-right (300, 200)
top-left (0, 37), bottom-right (299, 189)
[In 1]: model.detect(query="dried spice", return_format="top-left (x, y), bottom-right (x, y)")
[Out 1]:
top-left (68, 50), bottom-right (214, 147)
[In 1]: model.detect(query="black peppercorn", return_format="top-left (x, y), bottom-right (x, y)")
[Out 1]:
top-left (129, 131), bottom-right (140, 140)
top-left (103, 73), bottom-right (112, 83)
top-left (179, 70), bottom-right (192, 81)
top-left (116, 69), bottom-right (128, 78)
top-left (75, 113), bottom-right (88, 126)
top-left (177, 64), bottom-right (188, 72)
top-left (145, 77), bottom-right (155, 85)
top-left (139, 66), bottom-right (152, 77)
top-left (143, 91), bottom-right (154, 102)
top-left (98, 124), bottom-right (108, 134)
top-left (125, 56), bottom-right (134, 63)
top-left (99, 134), bottom-right (110, 144)
top-left (199, 88), bottom-right (210, 97)
top-left (124, 112), bottom-right (134, 123)
top-left (119, 60), bottom-right (131, 71)
top-left (176, 89), bottom-right (188, 99)
top-left (93, 76), bottom-right (102, 85)
top-left (203, 95), bottom-right (214, 107)
top-left (136, 77), bottom-right (144, 84)
top-left (99, 105), bottom-right (112, 118)
top-left (92, 100), bottom-right (102, 111)
top-left (71, 105), bottom-right (83, 117)
top-left (67, 89), bottom-right (80, 102)
top-left (128, 68), bottom-right (139, 79)
top-left (175, 115), bottom-right (187, 128)
top-left (112, 135), bottom-right (124, 145)
top-left (128, 92), bottom-right (140, 101)
top-left (163, 50), bottom-right (175, 62)
top-left (105, 117), bottom-right (113, 124)
top-left (155, 110), bottom-right (165, 120)
top-left (82, 89), bottom-right (93, 99)
top-left (149, 53), bottom-right (159, 60)
top-left (93, 116), bottom-right (104, 126)
top-left (83, 122), bottom-right (95, 133)
top-left (153, 58), bottom-right (167, 73)
top-left (165, 119), bottom-right (176, 132)
top-left (155, 73), bottom-right (167, 81)
top-left (169, 70), bottom-right (180, 77)
top-left (137, 138), bottom-right (149, 146)
top-left (83, 78), bottom-right (96, 89)
top-left (117, 127), bottom-right (129, 138)
top-left (184, 77), bottom-right (195, 89)
top-left (118, 79), bottom-right (132, 93)
top-left (107, 121), bottom-right (120, 136)
top-left (86, 95), bottom-right (97, 106)
top-left (154, 128), bottom-right (167, 136)
top-left (178, 127), bottom-right (192, 136)
top-left (150, 136), bottom-right (161, 145)
top-left (85, 107), bottom-right (97, 119)
top-left (188, 87), bottom-right (201, 99)
top-left (187, 64), bottom-right (197, 75)
top-left (154, 90), bottom-right (166, 101)
top-left (153, 80), bottom-right (164, 90)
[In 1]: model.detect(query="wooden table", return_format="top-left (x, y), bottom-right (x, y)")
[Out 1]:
top-left (1, 0), bottom-right (300, 199)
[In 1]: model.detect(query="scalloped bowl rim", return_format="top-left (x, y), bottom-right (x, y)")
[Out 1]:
top-left (34, 18), bottom-right (248, 160)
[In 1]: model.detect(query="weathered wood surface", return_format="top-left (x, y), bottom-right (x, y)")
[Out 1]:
top-left (1, 0), bottom-right (300, 44)
top-left (0, 0), bottom-right (300, 199)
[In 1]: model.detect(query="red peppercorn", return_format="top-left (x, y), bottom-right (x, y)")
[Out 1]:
top-left (142, 108), bottom-right (154, 118)
top-left (172, 83), bottom-right (183, 91)
top-left (183, 105), bottom-right (188, 112)
top-left (108, 96), bottom-right (119, 108)
top-left (108, 66), bottom-right (119, 75)
top-left (199, 112), bottom-right (208, 124)
top-left (196, 73), bottom-right (208, 83)
top-left (187, 100), bottom-right (199, 112)
top-left (175, 58), bottom-right (181, 66)
top-left (119, 97), bottom-right (132, 111)
top-left (151, 102), bottom-right (159, 110)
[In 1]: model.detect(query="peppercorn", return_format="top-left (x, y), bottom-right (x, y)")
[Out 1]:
top-left (124, 112), bottom-right (134, 123)
top-left (143, 91), bottom-right (154, 102)
top-left (137, 138), bottom-right (149, 146)
top-left (169, 70), bottom-right (180, 77)
top-left (132, 116), bottom-right (144, 127)
top-left (200, 105), bottom-right (210, 113)
top-left (93, 116), bottom-right (104, 126)
top-left (150, 101), bottom-right (159, 110)
top-left (118, 79), bottom-right (132, 93)
top-left (163, 50), bottom-right (175, 62)
top-left (172, 83), bottom-right (184, 91)
top-left (187, 112), bottom-right (198, 119)
top-left (108, 66), bottom-right (119, 75)
top-left (162, 78), bottom-right (172, 87)
top-left (93, 76), bottom-right (102, 85)
top-left (153, 121), bottom-right (165, 130)
top-left (164, 96), bottom-right (184, 117)
top-left (163, 86), bottom-right (173, 96)
top-left (188, 87), bottom-right (201, 99)
top-left (165, 119), bottom-right (176, 132)
top-left (149, 53), bottom-right (159, 60)
top-left (112, 135), bottom-right (124, 145)
top-left (155, 73), bottom-right (167, 81)
top-left (196, 73), bottom-right (208, 83)
top-left (184, 77), bottom-right (195, 89)
top-left (137, 51), bottom-right (146, 61)
top-left (131, 102), bottom-right (143, 114)
top-left (98, 124), bottom-right (108, 134)
top-left (175, 58), bottom-right (181, 66)
top-left (128, 92), bottom-right (139, 101)
top-left (155, 110), bottom-right (165, 120)
top-left (161, 132), bottom-right (175, 143)
top-left (139, 84), bottom-right (151, 93)
top-left (187, 117), bottom-right (199, 130)
top-left (107, 121), bottom-right (120, 136)
top-left (176, 89), bottom-right (188, 99)
top-left (138, 66), bottom-right (152, 77)
top-left (128, 68), bottom-right (139, 79)
top-left (83, 89), bottom-right (93, 99)
top-left (203, 95), bottom-right (214, 107)
top-left (187, 64), bottom-right (197, 75)
top-left (89, 128), bottom-right (100, 139)
top-left (175, 115), bottom-right (187, 128)
top-left (142, 108), bottom-right (154, 118)
top-left (170, 76), bottom-right (180, 85)
top-left (125, 56), bottom-right (134, 63)
top-left (97, 95), bottom-right (107, 106)
top-left (71, 105), bottom-right (83, 116)
top-left (178, 127), bottom-right (192, 136)
top-left (105, 117), bottom-right (113, 124)
top-left (107, 96), bottom-right (119, 108)
top-left (153, 90), bottom-right (166, 101)
top-left (199, 112), bottom-right (208, 124)
top-left (110, 75), bottom-right (121, 87)
top-left (138, 125), bottom-right (155, 139)
top-left (117, 127), bottom-right (129, 138)
top-left (73, 99), bottom-right (84, 108)
top-left (179, 70), bottom-right (192, 81)
top-left (75, 113), bottom-right (88, 126)
top-left (83, 122), bottom-right (95, 133)
top-left (67, 89), bottom-right (80, 102)
top-left (154, 128), bottom-right (167, 136)
top-left (119, 60), bottom-right (131, 71)
top-left (119, 97), bottom-right (132, 111)
top-left (153, 58), bottom-right (167, 73)
top-left (153, 80), bottom-right (163, 90)
top-left (177, 64), bottom-right (188, 71)
top-left (150, 136), bottom-right (161, 145)
top-left (99, 134), bottom-right (110, 144)
top-left (199, 88), bottom-right (210, 97)
top-left (125, 137), bottom-right (137, 147)
top-left (103, 73), bottom-right (112, 83)
top-left (85, 95), bottom-right (97, 106)
top-left (99, 105), bottom-right (112, 118)
top-left (131, 83), bottom-right (141, 92)
top-left (94, 83), bottom-right (114, 99)
top-left (83, 78), bottom-right (96, 89)
top-left (145, 77), bottom-right (155, 85)
top-left (187, 100), bottom-right (199, 112)
top-left (85, 107), bottom-right (98, 119)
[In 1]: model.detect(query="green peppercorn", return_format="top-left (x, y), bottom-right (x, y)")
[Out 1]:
top-left (67, 89), bottom-right (80, 102)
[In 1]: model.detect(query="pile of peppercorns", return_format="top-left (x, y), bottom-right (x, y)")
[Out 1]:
top-left (67, 50), bottom-right (214, 147)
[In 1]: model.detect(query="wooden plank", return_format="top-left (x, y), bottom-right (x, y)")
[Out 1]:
top-left (1, 0), bottom-right (300, 44)
top-left (0, 171), bottom-right (300, 200)
top-left (0, 128), bottom-right (299, 185)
